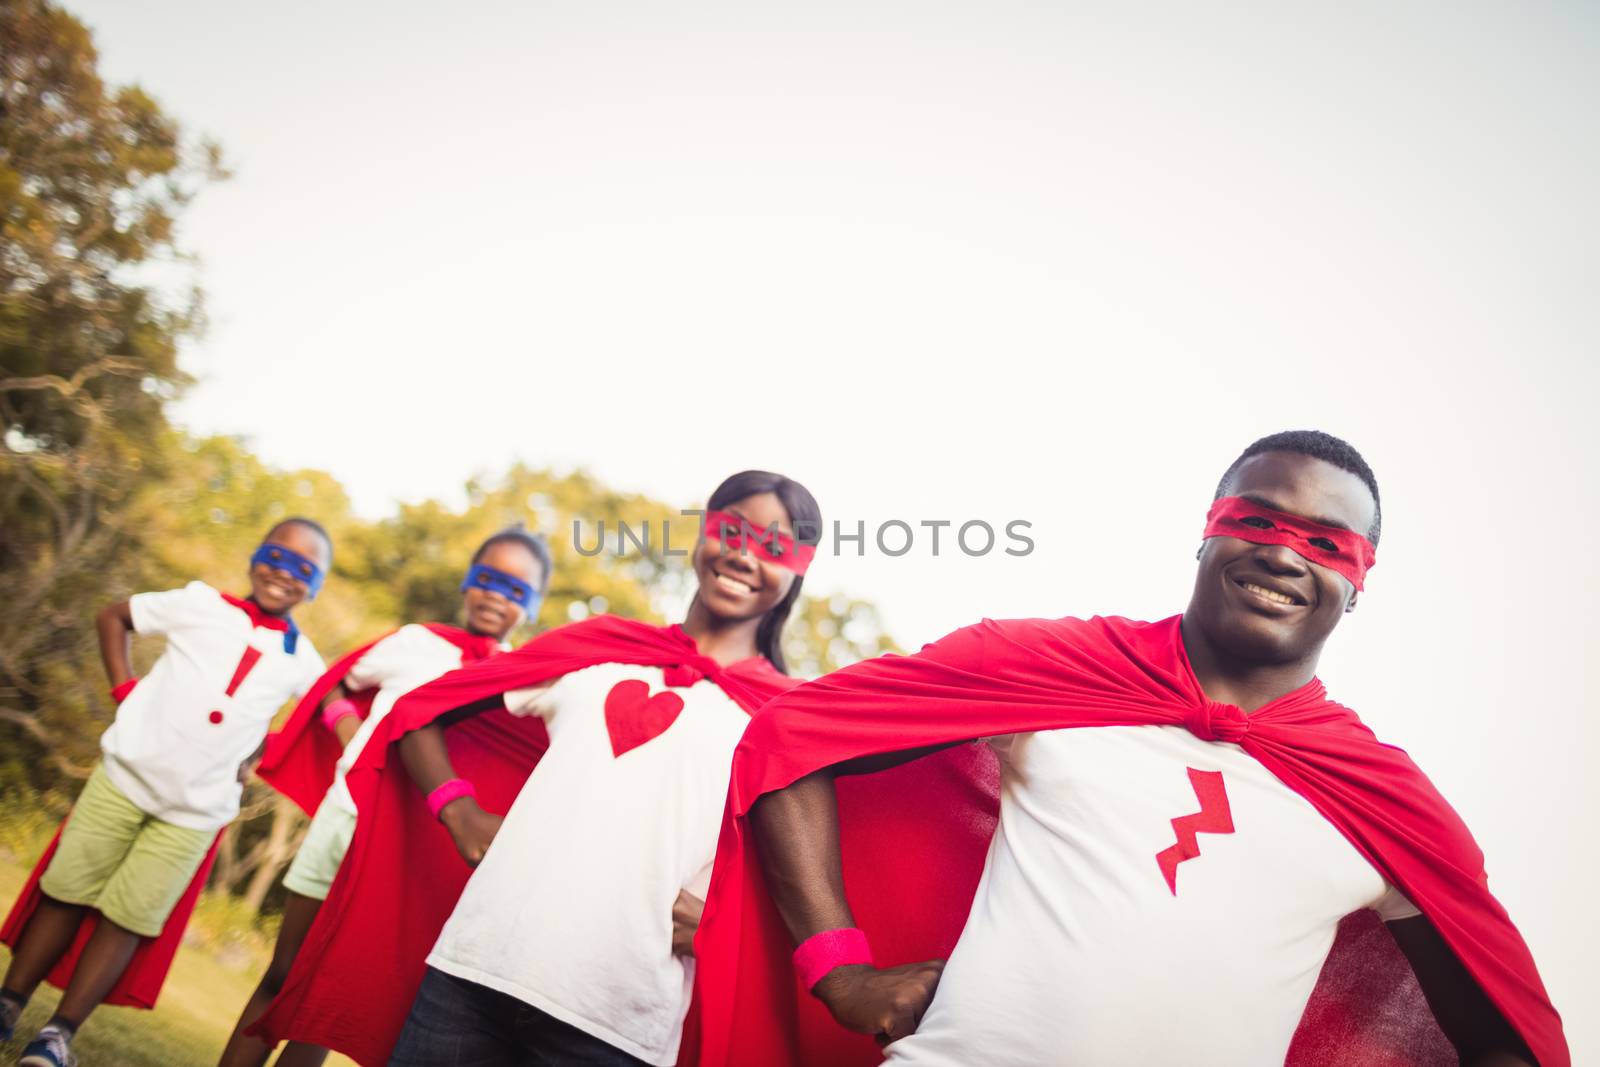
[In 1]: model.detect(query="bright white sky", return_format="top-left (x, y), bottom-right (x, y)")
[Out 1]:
top-left (74, 0), bottom-right (1596, 1054)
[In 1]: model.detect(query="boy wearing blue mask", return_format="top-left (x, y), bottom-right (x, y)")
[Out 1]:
top-left (1, 519), bottom-right (332, 1067)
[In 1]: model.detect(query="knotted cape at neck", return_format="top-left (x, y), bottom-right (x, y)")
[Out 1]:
top-left (686, 614), bottom-right (1567, 1067)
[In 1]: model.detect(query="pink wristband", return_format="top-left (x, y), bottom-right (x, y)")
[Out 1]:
top-left (110, 677), bottom-right (139, 704)
top-left (427, 777), bottom-right (476, 820)
top-left (321, 697), bottom-right (361, 732)
top-left (793, 927), bottom-right (874, 990)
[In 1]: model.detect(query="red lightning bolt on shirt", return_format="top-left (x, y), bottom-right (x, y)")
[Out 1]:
top-left (1155, 767), bottom-right (1234, 895)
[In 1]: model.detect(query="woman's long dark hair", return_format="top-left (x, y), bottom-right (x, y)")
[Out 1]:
top-left (705, 470), bottom-right (821, 675)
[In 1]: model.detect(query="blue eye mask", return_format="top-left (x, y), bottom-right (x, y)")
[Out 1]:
top-left (251, 543), bottom-right (326, 599)
top-left (461, 563), bottom-right (538, 614)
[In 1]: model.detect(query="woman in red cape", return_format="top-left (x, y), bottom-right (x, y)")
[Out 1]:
top-left (253, 470), bottom-right (821, 1067)
top-left (688, 438), bottom-right (1567, 1067)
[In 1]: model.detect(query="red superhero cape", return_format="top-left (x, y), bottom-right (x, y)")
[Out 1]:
top-left (0, 823), bottom-right (220, 1010)
top-left (687, 614), bottom-right (1567, 1067)
top-left (251, 615), bottom-right (798, 1067)
top-left (256, 623), bottom-right (500, 816)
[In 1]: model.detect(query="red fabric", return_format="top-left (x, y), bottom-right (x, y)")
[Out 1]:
top-left (219, 591), bottom-right (291, 633)
top-left (604, 679), bottom-right (686, 756)
top-left (687, 614), bottom-right (1566, 1067)
top-left (255, 634), bottom-right (386, 815)
top-left (109, 677), bottom-right (139, 704)
top-left (1288, 910), bottom-right (1459, 1066)
top-left (256, 623), bottom-right (498, 817)
top-left (0, 820), bottom-right (221, 1010)
top-left (704, 509), bottom-right (817, 575)
top-left (1205, 495), bottom-right (1377, 589)
top-left (222, 646), bottom-right (263, 697)
top-left (1154, 766), bottom-right (1234, 894)
top-left (251, 615), bottom-right (798, 1067)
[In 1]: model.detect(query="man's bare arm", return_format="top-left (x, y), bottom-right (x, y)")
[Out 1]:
top-left (1386, 915), bottom-right (1536, 1066)
top-left (750, 742), bottom-right (960, 1045)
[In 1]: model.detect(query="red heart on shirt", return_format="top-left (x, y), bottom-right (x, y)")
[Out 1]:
top-left (604, 679), bottom-right (686, 758)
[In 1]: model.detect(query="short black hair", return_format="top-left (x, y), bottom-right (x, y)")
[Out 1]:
top-left (472, 524), bottom-right (553, 593)
top-left (267, 516), bottom-right (334, 564)
top-left (1214, 430), bottom-right (1382, 545)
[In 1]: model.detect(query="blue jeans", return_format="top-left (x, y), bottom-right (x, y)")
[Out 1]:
top-left (389, 967), bottom-right (652, 1067)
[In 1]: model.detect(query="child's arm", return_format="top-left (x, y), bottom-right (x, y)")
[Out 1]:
top-left (399, 700), bottom-right (508, 867)
top-left (96, 601), bottom-right (137, 696)
top-left (323, 627), bottom-right (425, 747)
top-left (319, 683), bottom-right (361, 746)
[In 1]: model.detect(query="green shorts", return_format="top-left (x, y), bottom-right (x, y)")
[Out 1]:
top-left (40, 764), bottom-right (216, 938)
top-left (281, 799), bottom-right (357, 901)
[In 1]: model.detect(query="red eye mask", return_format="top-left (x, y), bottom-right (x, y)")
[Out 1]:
top-left (1203, 496), bottom-right (1376, 591)
top-left (704, 510), bottom-right (816, 576)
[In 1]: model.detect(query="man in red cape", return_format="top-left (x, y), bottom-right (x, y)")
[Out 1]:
top-left (689, 432), bottom-right (1567, 1067)
top-left (249, 613), bottom-right (798, 1066)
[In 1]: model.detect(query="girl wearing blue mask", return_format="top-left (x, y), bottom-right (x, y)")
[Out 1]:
top-left (218, 527), bottom-right (551, 1067)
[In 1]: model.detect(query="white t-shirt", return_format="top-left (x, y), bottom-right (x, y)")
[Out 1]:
top-left (885, 724), bottom-right (1421, 1067)
top-left (100, 581), bottom-right (324, 831)
top-left (324, 624), bottom-right (505, 816)
top-left (427, 662), bottom-right (751, 1066)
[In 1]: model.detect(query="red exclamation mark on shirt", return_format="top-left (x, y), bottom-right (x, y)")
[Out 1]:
top-left (209, 646), bottom-right (263, 724)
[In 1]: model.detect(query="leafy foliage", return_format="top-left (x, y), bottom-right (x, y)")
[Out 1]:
top-left (0, 0), bottom-right (895, 918)
top-left (0, 0), bottom-right (223, 792)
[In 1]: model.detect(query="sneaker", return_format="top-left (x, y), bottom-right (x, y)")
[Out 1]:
top-left (19, 1027), bottom-right (77, 1067)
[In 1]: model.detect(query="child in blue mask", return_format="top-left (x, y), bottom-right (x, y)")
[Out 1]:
top-left (0, 519), bottom-right (333, 1067)
top-left (218, 526), bottom-right (551, 1067)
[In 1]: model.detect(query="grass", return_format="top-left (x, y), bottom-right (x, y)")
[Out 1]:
top-left (0, 847), bottom-right (358, 1067)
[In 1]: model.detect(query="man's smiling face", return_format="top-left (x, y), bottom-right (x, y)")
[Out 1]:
top-left (1187, 451), bottom-right (1378, 666)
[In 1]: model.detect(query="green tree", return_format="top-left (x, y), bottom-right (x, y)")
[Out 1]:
top-left (784, 592), bottom-right (900, 677)
top-left (0, 0), bottom-right (898, 922)
top-left (0, 0), bottom-right (224, 794)
top-left (350, 463), bottom-right (681, 637)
